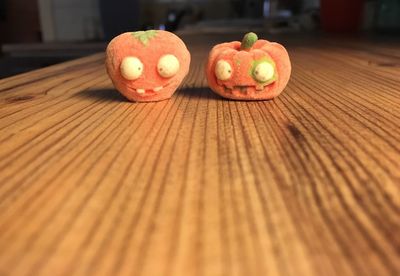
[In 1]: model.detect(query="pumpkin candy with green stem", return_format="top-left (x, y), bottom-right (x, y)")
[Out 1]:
top-left (206, 32), bottom-right (291, 100)
top-left (106, 30), bottom-right (191, 102)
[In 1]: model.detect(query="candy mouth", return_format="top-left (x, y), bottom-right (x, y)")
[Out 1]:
top-left (127, 84), bottom-right (168, 96)
top-left (135, 86), bottom-right (164, 95)
top-left (221, 84), bottom-right (272, 95)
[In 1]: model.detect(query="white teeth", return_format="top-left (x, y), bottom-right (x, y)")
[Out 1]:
top-left (153, 86), bottom-right (163, 92)
top-left (136, 86), bottom-right (164, 94)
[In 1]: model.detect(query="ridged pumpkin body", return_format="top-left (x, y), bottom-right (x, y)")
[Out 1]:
top-left (206, 33), bottom-right (291, 100)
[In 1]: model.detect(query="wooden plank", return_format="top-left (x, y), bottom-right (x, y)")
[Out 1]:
top-left (0, 34), bottom-right (399, 276)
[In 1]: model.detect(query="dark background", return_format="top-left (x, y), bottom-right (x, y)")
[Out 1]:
top-left (0, 0), bottom-right (399, 78)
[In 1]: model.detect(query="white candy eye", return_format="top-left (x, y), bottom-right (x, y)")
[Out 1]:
top-left (253, 62), bottom-right (275, 83)
top-left (120, 57), bottom-right (143, 80)
top-left (157, 54), bottom-right (180, 78)
top-left (215, 60), bottom-right (232, 81)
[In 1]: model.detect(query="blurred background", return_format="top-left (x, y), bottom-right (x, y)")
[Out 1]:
top-left (0, 0), bottom-right (399, 78)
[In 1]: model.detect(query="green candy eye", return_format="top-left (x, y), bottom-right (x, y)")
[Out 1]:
top-left (253, 61), bottom-right (275, 83)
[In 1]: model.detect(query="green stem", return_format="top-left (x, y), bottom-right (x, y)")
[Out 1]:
top-left (240, 32), bottom-right (258, 51)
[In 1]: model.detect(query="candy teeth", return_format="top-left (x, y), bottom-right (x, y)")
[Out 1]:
top-left (135, 86), bottom-right (165, 94)
top-left (222, 84), bottom-right (267, 94)
top-left (231, 87), bottom-right (241, 94)
top-left (224, 86), bottom-right (232, 93)
top-left (153, 86), bottom-right (163, 92)
top-left (255, 84), bottom-right (264, 91)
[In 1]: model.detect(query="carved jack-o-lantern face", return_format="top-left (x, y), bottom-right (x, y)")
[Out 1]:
top-left (106, 30), bottom-right (191, 102)
top-left (206, 32), bottom-right (291, 100)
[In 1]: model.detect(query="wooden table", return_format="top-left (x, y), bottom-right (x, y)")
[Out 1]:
top-left (0, 34), bottom-right (399, 276)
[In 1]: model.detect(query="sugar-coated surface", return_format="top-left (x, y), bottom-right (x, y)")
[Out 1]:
top-left (106, 30), bottom-right (191, 102)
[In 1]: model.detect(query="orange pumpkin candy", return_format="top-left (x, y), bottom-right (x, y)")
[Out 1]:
top-left (206, 32), bottom-right (291, 100)
top-left (106, 30), bottom-right (191, 102)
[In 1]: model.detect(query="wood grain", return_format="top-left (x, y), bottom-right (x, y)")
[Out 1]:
top-left (0, 34), bottom-right (399, 276)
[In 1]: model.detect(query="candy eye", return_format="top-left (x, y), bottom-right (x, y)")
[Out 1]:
top-left (253, 62), bottom-right (275, 83)
top-left (215, 60), bottom-right (233, 81)
top-left (120, 57), bottom-right (143, 80)
top-left (157, 54), bottom-right (180, 78)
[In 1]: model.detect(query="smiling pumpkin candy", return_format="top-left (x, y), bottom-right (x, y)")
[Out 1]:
top-left (106, 30), bottom-right (190, 102)
top-left (206, 32), bottom-right (291, 100)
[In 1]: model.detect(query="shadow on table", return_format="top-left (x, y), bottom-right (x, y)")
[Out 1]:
top-left (178, 87), bottom-right (222, 100)
top-left (77, 87), bottom-right (221, 102)
top-left (77, 88), bottom-right (129, 102)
